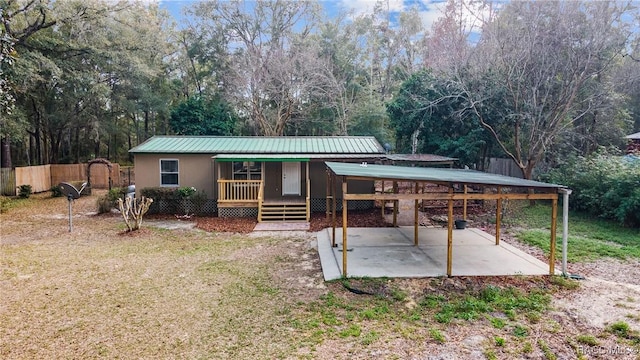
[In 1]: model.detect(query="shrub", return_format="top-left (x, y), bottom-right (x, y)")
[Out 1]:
top-left (141, 186), bottom-right (208, 215)
top-left (51, 185), bottom-right (63, 198)
top-left (96, 187), bottom-right (126, 214)
top-left (117, 196), bottom-right (154, 231)
top-left (18, 184), bottom-right (32, 198)
top-left (548, 149), bottom-right (640, 227)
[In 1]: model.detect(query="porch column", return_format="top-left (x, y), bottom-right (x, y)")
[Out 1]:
top-left (550, 196), bottom-right (558, 275)
top-left (414, 182), bottom-right (419, 246)
top-left (560, 189), bottom-right (572, 276)
top-left (495, 186), bottom-right (502, 245)
top-left (447, 185), bottom-right (454, 276)
top-left (342, 177), bottom-right (348, 277)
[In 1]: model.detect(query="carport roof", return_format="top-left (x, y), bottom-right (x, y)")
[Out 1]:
top-left (325, 161), bottom-right (566, 189)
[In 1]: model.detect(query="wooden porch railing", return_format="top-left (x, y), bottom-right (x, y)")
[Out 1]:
top-left (217, 180), bottom-right (262, 202)
top-left (258, 181), bottom-right (264, 222)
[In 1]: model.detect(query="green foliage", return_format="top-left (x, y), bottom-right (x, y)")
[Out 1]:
top-left (538, 339), bottom-right (557, 360)
top-left (96, 187), bottom-right (126, 214)
top-left (511, 204), bottom-right (640, 260)
top-left (0, 196), bottom-right (14, 213)
top-left (18, 184), bottom-right (32, 198)
top-left (548, 150), bottom-right (640, 227)
top-left (575, 334), bottom-right (599, 346)
top-left (494, 336), bottom-right (505, 346)
top-left (424, 285), bottom-right (551, 324)
top-left (50, 185), bottom-right (63, 198)
top-left (429, 328), bottom-right (446, 343)
top-left (141, 187), bottom-right (180, 201)
top-left (608, 321), bottom-right (631, 338)
top-left (176, 186), bottom-right (197, 198)
top-left (513, 324), bottom-right (529, 338)
top-left (387, 70), bottom-right (491, 166)
top-left (140, 187), bottom-right (208, 215)
top-left (170, 96), bottom-right (237, 136)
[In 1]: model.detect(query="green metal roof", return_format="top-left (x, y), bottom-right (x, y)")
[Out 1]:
top-left (214, 154), bottom-right (385, 162)
top-left (129, 136), bottom-right (385, 154)
top-left (325, 161), bottom-right (566, 189)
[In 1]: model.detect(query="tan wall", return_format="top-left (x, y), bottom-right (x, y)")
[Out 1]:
top-left (309, 161), bottom-right (373, 198)
top-left (134, 154), bottom-right (215, 198)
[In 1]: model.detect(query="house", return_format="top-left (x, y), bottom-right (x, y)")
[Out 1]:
top-left (626, 131), bottom-right (640, 154)
top-left (128, 136), bottom-right (387, 221)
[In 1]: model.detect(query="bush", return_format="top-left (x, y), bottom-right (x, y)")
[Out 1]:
top-left (548, 149), bottom-right (640, 227)
top-left (18, 184), bottom-right (32, 198)
top-left (96, 187), bottom-right (127, 214)
top-left (51, 185), bottom-right (63, 197)
top-left (141, 187), bottom-right (208, 215)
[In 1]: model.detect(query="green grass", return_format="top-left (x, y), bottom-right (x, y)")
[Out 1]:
top-left (424, 285), bottom-right (551, 324)
top-left (507, 204), bottom-right (640, 261)
top-left (429, 328), bottom-right (446, 343)
top-left (575, 334), bottom-right (599, 346)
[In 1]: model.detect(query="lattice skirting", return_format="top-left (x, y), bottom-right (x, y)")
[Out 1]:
top-left (148, 199), bottom-right (217, 215)
top-left (147, 198), bottom-right (372, 216)
top-left (218, 207), bottom-right (258, 218)
top-left (310, 198), bottom-right (374, 212)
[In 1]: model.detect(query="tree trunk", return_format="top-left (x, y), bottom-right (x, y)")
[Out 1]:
top-left (1, 137), bottom-right (11, 168)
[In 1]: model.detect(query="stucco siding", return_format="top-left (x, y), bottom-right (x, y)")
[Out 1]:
top-left (309, 161), bottom-right (374, 197)
top-left (134, 154), bottom-right (215, 198)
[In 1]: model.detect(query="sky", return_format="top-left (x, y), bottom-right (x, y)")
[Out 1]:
top-left (157, 0), bottom-right (465, 30)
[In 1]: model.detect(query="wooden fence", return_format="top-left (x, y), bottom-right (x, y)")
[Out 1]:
top-left (487, 158), bottom-right (524, 178)
top-left (1, 163), bottom-right (122, 195)
top-left (1, 168), bottom-right (16, 196)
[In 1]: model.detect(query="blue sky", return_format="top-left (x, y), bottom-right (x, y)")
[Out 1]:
top-left (157, 0), bottom-right (479, 30)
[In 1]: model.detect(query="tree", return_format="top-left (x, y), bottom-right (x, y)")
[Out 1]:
top-left (1, 7), bottom-right (17, 168)
top-left (191, 0), bottom-right (322, 136)
top-left (457, 1), bottom-right (635, 178)
top-left (388, 70), bottom-right (490, 166)
top-left (170, 96), bottom-right (237, 136)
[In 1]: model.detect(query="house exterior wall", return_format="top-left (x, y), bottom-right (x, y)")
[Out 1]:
top-left (134, 154), bottom-right (215, 198)
top-left (309, 161), bottom-right (374, 197)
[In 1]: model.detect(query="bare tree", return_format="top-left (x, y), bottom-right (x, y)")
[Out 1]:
top-left (192, 0), bottom-right (320, 136)
top-left (460, 1), bottom-right (635, 179)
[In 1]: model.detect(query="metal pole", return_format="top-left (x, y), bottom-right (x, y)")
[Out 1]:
top-left (68, 195), bottom-right (73, 232)
top-left (560, 189), bottom-right (572, 276)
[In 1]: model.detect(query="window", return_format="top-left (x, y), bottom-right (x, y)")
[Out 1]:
top-left (232, 161), bottom-right (262, 180)
top-left (160, 159), bottom-right (179, 186)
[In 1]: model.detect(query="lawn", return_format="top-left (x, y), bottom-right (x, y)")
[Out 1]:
top-left (505, 203), bottom-right (640, 262)
top-left (1, 193), bottom-right (639, 359)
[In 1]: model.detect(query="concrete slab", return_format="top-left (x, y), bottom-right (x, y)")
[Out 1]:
top-left (253, 222), bottom-right (310, 231)
top-left (317, 226), bottom-right (554, 281)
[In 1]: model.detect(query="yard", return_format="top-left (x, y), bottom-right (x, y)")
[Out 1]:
top-left (1, 192), bottom-right (639, 359)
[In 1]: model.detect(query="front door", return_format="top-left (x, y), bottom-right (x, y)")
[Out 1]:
top-left (282, 162), bottom-right (300, 196)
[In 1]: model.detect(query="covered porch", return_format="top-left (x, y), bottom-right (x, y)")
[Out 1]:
top-left (214, 155), bottom-right (312, 222)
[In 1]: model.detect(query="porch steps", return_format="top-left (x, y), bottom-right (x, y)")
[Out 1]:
top-left (260, 203), bottom-right (308, 222)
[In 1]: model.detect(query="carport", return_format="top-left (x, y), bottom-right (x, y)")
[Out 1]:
top-left (324, 162), bottom-right (571, 278)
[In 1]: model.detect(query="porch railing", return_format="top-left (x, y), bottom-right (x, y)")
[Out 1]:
top-left (217, 180), bottom-right (262, 202)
